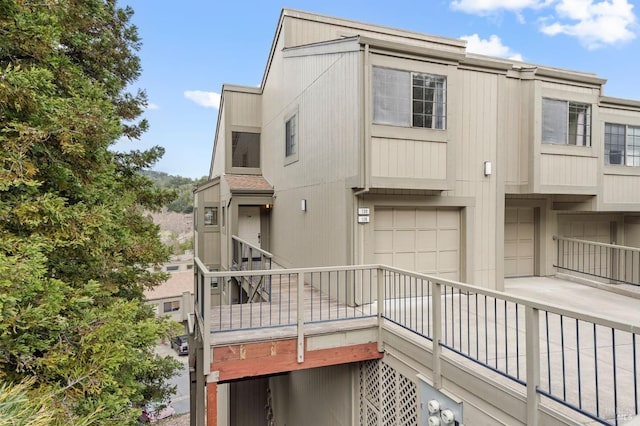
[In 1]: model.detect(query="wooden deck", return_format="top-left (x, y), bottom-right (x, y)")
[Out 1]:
top-left (209, 273), bottom-right (377, 346)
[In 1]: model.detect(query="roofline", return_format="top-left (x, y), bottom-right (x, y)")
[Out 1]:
top-left (600, 96), bottom-right (640, 110)
top-left (194, 175), bottom-right (220, 193)
top-left (282, 8), bottom-right (465, 48)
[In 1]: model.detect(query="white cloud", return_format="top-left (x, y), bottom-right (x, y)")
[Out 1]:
top-left (461, 34), bottom-right (524, 60)
top-left (145, 102), bottom-right (160, 110)
top-left (451, 0), bottom-right (552, 14)
top-left (184, 90), bottom-right (221, 109)
top-left (540, 0), bottom-right (636, 48)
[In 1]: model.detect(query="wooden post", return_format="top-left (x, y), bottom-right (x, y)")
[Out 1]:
top-left (207, 382), bottom-right (217, 426)
top-left (432, 281), bottom-right (442, 389)
top-left (297, 272), bottom-right (304, 363)
top-left (526, 306), bottom-right (540, 425)
top-left (377, 267), bottom-right (384, 353)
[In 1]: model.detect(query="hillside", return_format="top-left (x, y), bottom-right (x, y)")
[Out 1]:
top-left (142, 171), bottom-right (207, 254)
top-left (142, 170), bottom-right (208, 214)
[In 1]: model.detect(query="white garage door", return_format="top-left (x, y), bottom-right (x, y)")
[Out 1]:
top-left (504, 207), bottom-right (535, 278)
top-left (374, 208), bottom-right (460, 280)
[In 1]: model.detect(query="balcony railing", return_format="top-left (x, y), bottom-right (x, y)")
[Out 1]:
top-left (554, 236), bottom-right (640, 286)
top-left (193, 262), bottom-right (640, 425)
top-left (232, 235), bottom-right (272, 272)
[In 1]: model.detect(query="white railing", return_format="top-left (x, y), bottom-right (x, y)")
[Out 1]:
top-left (193, 262), bottom-right (640, 425)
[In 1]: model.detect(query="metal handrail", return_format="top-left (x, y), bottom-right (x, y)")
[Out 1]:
top-left (231, 235), bottom-right (274, 258)
top-left (554, 236), bottom-right (640, 253)
top-left (554, 235), bottom-right (640, 286)
top-left (193, 260), bottom-right (640, 425)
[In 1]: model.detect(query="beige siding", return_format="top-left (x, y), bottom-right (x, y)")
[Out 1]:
top-left (540, 154), bottom-right (598, 187)
top-left (541, 81), bottom-right (596, 96)
top-left (284, 14), bottom-right (464, 54)
top-left (503, 78), bottom-right (532, 189)
top-left (260, 35), bottom-right (359, 268)
top-left (371, 138), bottom-right (447, 180)
top-left (450, 69), bottom-right (500, 286)
top-left (603, 174), bottom-right (640, 204)
top-left (270, 182), bottom-right (350, 268)
top-left (270, 364), bottom-right (353, 426)
top-left (210, 104), bottom-right (226, 178)
top-left (227, 91), bottom-right (262, 128)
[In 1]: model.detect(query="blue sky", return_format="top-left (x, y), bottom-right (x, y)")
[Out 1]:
top-left (114, 0), bottom-right (639, 179)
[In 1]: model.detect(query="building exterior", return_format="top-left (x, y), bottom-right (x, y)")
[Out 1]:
top-left (195, 9), bottom-right (640, 292)
top-left (144, 269), bottom-right (193, 323)
top-left (191, 9), bottom-right (640, 425)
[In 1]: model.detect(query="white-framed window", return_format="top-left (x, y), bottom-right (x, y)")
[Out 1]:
top-left (542, 98), bottom-right (591, 146)
top-left (204, 207), bottom-right (218, 226)
top-left (373, 66), bottom-right (446, 129)
top-left (605, 123), bottom-right (640, 166)
top-left (285, 114), bottom-right (297, 157)
top-left (163, 300), bottom-right (180, 313)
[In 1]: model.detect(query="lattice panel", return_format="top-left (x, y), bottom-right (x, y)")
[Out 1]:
top-left (358, 360), bottom-right (418, 426)
top-left (398, 374), bottom-right (418, 425)
top-left (364, 360), bottom-right (380, 405)
top-left (381, 363), bottom-right (397, 426)
top-left (367, 404), bottom-right (379, 426)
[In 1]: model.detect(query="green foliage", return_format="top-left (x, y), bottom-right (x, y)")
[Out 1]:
top-left (0, 1), bottom-right (181, 424)
top-left (142, 170), bottom-right (207, 213)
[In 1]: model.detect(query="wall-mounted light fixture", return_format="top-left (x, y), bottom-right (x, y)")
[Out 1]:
top-left (301, 199), bottom-right (307, 212)
top-left (265, 203), bottom-right (271, 209)
top-left (484, 161), bottom-right (492, 176)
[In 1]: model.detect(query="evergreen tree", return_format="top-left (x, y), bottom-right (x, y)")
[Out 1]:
top-left (0, 1), bottom-right (181, 423)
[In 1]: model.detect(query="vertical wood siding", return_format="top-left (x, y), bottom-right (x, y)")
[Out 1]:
top-left (228, 91), bottom-right (262, 128)
top-left (451, 69), bottom-right (499, 285)
top-left (262, 39), bottom-right (359, 267)
top-left (269, 364), bottom-right (353, 426)
top-left (210, 104), bottom-right (226, 178)
top-left (604, 175), bottom-right (640, 204)
top-left (503, 78), bottom-right (531, 187)
top-left (284, 16), bottom-right (463, 54)
top-left (540, 154), bottom-right (597, 187)
top-left (371, 138), bottom-right (447, 180)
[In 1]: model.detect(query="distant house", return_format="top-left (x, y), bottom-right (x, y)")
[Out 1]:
top-left (144, 270), bottom-right (193, 323)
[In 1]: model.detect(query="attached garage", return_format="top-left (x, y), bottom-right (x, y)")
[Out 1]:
top-left (504, 207), bottom-right (535, 277)
top-left (558, 216), bottom-right (612, 244)
top-left (374, 207), bottom-right (460, 280)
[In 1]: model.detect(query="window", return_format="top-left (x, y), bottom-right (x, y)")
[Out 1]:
top-left (231, 132), bottom-right (260, 168)
top-left (605, 123), bottom-right (640, 166)
top-left (222, 206), bottom-right (226, 228)
top-left (373, 67), bottom-right (446, 129)
top-left (542, 98), bottom-right (591, 146)
top-left (165, 265), bottom-right (179, 271)
top-left (163, 301), bottom-right (180, 313)
top-left (285, 114), bottom-right (297, 157)
top-left (204, 207), bottom-right (218, 226)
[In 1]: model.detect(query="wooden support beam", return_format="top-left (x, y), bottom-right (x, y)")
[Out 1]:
top-left (207, 382), bottom-right (217, 426)
top-left (211, 339), bottom-right (382, 382)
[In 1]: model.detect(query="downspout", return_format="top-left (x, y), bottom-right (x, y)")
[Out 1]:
top-left (354, 42), bottom-right (371, 197)
top-left (354, 43), bottom-right (370, 271)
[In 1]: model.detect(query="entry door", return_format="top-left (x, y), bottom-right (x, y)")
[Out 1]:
top-left (238, 206), bottom-right (261, 248)
top-left (504, 207), bottom-right (535, 277)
